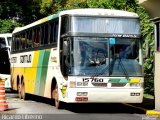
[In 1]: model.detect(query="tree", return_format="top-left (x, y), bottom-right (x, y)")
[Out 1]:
top-left (0, 0), bottom-right (44, 33)
top-left (0, 19), bottom-right (21, 33)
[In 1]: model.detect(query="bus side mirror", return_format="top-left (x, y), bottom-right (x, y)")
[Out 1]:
top-left (6, 46), bottom-right (11, 51)
top-left (63, 41), bottom-right (68, 56)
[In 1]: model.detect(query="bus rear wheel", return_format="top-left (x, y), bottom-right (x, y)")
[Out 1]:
top-left (21, 81), bottom-right (26, 100)
top-left (18, 81), bottom-right (26, 100)
top-left (18, 83), bottom-right (22, 99)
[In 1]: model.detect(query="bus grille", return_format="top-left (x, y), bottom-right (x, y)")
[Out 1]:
top-left (92, 83), bottom-right (107, 87)
top-left (111, 83), bottom-right (127, 87)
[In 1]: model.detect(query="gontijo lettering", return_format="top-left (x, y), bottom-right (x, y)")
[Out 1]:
top-left (10, 57), bottom-right (17, 63)
top-left (20, 54), bottom-right (32, 63)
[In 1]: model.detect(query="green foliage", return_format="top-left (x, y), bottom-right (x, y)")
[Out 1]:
top-left (0, 0), bottom-right (44, 33)
top-left (40, 0), bottom-right (54, 15)
top-left (0, 19), bottom-right (21, 33)
top-left (136, 5), bottom-right (154, 95)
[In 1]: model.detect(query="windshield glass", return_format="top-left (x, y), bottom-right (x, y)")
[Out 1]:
top-left (109, 38), bottom-right (142, 76)
top-left (68, 37), bottom-right (142, 77)
top-left (71, 17), bottom-right (140, 34)
top-left (0, 37), bottom-right (6, 49)
top-left (7, 37), bottom-right (12, 46)
top-left (69, 37), bottom-right (109, 76)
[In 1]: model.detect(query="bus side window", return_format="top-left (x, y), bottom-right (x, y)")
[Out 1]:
top-left (44, 24), bottom-right (48, 45)
top-left (26, 31), bottom-right (29, 48)
top-left (41, 25), bottom-right (45, 45)
top-left (54, 20), bottom-right (59, 43)
top-left (50, 22), bottom-right (55, 44)
top-left (16, 35), bottom-right (20, 51)
top-left (41, 24), bottom-right (49, 45)
top-left (0, 37), bottom-right (6, 49)
top-left (14, 35), bottom-right (18, 51)
top-left (21, 33), bottom-right (26, 49)
top-left (61, 16), bottom-right (69, 35)
top-left (33, 28), bottom-right (40, 47)
top-left (19, 34), bottom-right (22, 50)
top-left (27, 30), bottom-right (33, 48)
top-left (11, 36), bottom-right (15, 51)
top-left (49, 20), bottom-right (59, 44)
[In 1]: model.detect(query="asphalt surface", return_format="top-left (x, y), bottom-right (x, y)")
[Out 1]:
top-left (0, 91), bottom-right (159, 120)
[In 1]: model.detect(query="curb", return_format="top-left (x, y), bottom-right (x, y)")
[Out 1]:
top-left (146, 110), bottom-right (160, 117)
top-left (122, 103), bottom-right (146, 112)
top-left (124, 103), bottom-right (160, 118)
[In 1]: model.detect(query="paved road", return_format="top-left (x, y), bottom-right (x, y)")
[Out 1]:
top-left (0, 92), bottom-right (158, 120)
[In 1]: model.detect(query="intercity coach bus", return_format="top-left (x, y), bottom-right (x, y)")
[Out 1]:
top-left (10, 9), bottom-right (144, 109)
top-left (0, 33), bottom-right (12, 89)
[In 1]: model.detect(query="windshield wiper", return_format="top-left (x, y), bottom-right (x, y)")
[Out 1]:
top-left (117, 57), bottom-right (129, 80)
top-left (90, 58), bottom-right (109, 78)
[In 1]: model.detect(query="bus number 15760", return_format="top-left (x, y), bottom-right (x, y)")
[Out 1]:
top-left (83, 78), bottom-right (104, 83)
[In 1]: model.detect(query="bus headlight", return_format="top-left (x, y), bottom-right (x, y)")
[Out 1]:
top-left (70, 81), bottom-right (76, 88)
top-left (130, 78), bottom-right (141, 87)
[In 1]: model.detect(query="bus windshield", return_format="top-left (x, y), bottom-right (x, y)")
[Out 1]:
top-left (68, 37), bottom-right (142, 77)
top-left (0, 37), bottom-right (6, 49)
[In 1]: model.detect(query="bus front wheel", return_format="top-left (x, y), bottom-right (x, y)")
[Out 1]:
top-left (51, 84), bottom-right (61, 109)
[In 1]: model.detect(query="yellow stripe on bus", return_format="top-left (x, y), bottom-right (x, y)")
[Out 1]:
top-left (25, 51), bottom-right (40, 94)
top-left (130, 78), bottom-right (140, 83)
top-left (41, 18), bottom-right (47, 23)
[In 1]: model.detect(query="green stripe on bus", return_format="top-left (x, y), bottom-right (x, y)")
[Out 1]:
top-left (34, 50), bottom-right (45, 95)
top-left (47, 14), bottom-right (59, 21)
top-left (109, 78), bottom-right (129, 83)
top-left (39, 49), bottom-right (51, 96)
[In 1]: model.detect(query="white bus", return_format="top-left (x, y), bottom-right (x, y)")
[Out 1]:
top-left (0, 33), bottom-right (12, 89)
top-left (11, 9), bottom-right (143, 109)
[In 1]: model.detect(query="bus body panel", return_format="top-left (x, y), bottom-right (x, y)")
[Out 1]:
top-left (0, 33), bottom-right (12, 89)
top-left (11, 48), bottom-right (65, 99)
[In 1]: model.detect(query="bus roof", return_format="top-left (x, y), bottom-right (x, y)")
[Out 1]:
top-left (59, 8), bottom-right (139, 17)
top-left (12, 8), bottom-right (139, 34)
top-left (0, 33), bottom-right (12, 37)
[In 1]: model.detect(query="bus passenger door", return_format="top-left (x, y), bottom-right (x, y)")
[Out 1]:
top-left (60, 38), bottom-right (69, 78)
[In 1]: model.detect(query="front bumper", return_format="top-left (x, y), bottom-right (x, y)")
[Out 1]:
top-left (66, 87), bottom-right (143, 103)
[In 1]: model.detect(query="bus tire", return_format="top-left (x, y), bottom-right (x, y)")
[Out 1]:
top-left (51, 84), bottom-right (62, 109)
top-left (17, 82), bottom-right (22, 99)
top-left (21, 81), bottom-right (26, 100)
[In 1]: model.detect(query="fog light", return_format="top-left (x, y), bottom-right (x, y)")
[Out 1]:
top-left (82, 92), bottom-right (88, 96)
top-left (136, 93), bottom-right (140, 96)
top-left (131, 93), bottom-right (135, 96)
top-left (77, 92), bottom-right (88, 96)
top-left (130, 92), bottom-right (140, 96)
top-left (77, 92), bottom-right (82, 96)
